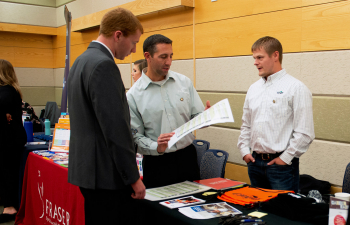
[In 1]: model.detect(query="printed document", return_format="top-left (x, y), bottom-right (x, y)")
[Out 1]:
top-left (168, 98), bottom-right (234, 149)
top-left (145, 181), bottom-right (211, 201)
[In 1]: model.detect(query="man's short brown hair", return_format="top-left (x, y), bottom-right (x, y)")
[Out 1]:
top-left (251, 36), bottom-right (283, 64)
top-left (99, 8), bottom-right (143, 37)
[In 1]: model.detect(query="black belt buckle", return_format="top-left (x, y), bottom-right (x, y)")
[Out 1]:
top-left (261, 153), bottom-right (270, 160)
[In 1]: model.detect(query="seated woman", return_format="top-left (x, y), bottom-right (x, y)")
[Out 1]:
top-left (22, 101), bottom-right (42, 132)
top-left (131, 59), bottom-right (147, 82)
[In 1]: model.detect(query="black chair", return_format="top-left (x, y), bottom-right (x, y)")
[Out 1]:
top-left (192, 139), bottom-right (210, 167)
top-left (343, 163), bottom-right (350, 193)
top-left (200, 149), bottom-right (229, 179)
top-left (43, 101), bottom-right (60, 128)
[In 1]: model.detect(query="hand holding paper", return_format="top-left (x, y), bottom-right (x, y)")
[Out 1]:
top-left (168, 99), bottom-right (234, 149)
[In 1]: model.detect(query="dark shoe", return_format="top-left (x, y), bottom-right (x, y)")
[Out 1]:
top-left (0, 213), bottom-right (17, 223)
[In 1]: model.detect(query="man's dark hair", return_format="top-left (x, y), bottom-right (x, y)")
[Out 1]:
top-left (143, 34), bottom-right (172, 57)
top-left (252, 36), bottom-right (283, 64)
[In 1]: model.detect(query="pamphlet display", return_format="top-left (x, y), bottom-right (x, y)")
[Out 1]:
top-left (160, 196), bottom-right (205, 209)
top-left (145, 181), bottom-right (211, 201)
top-left (329, 196), bottom-right (349, 225)
top-left (168, 99), bottom-right (234, 149)
top-left (51, 123), bottom-right (70, 152)
top-left (178, 202), bottom-right (242, 219)
top-left (194, 178), bottom-right (245, 190)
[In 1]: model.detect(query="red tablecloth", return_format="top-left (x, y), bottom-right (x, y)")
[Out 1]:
top-left (16, 153), bottom-right (85, 225)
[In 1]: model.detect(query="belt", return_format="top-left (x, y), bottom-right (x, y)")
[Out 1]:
top-left (253, 151), bottom-right (283, 161)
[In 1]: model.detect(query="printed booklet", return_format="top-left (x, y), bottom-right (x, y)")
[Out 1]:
top-left (194, 178), bottom-right (245, 190)
top-left (178, 202), bottom-right (242, 219)
top-left (160, 196), bottom-right (205, 209)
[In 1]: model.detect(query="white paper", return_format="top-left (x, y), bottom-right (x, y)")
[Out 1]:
top-left (145, 181), bottom-right (211, 201)
top-left (159, 196), bottom-right (205, 209)
top-left (178, 202), bottom-right (242, 219)
top-left (168, 98), bottom-right (234, 149)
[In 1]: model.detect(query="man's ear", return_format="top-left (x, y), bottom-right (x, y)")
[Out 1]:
top-left (144, 52), bottom-right (151, 60)
top-left (114, 31), bottom-right (123, 41)
top-left (273, 51), bottom-right (279, 62)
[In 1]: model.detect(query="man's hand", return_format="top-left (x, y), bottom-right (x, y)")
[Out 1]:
top-left (6, 113), bottom-right (12, 124)
top-left (243, 154), bottom-right (255, 164)
top-left (131, 178), bottom-right (146, 199)
top-left (267, 157), bottom-right (287, 166)
top-left (157, 132), bottom-right (175, 153)
top-left (205, 100), bottom-right (211, 110)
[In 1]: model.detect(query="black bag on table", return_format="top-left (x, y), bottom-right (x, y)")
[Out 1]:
top-left (299, 174), bottom-right (331, 195)
top-left (260, 193), bottom-right (329, 225)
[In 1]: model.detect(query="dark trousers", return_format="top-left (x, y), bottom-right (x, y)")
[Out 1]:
top-left (142, 144), bottom-right (200, 188)
top-left (79, 187), bottom-right (143, 225)
top-left (248, 151), bottom-right (300, 193)
top-left (0, 144), bottom-right (23, 210)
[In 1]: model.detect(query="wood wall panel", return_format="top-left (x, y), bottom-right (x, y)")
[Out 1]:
top-left (0, 46), bottom-right (15, 63)
top-left (138, 7), bottom-right (193, 33)
top-left (14, 47), bottom-right (53, 68)
top-left (302, 0), bottom-right (345, 7)
top-left (54, 44), bottom-right (131, 68)
top-left (224, 163), bottom-right (250, 185)
top-left (131, 25), bottom-right (193, 61)
top-left (301, 1), bottom-right (350, 51)
top-left (195, 8), bottom-right (302, 59)
top-left (54, 26), bottom-right (99, 49)
top-left (0, 46), bottom-right (53, 68)
top-left (195, 0), bottom-right (302, 24)
top-left (71, 0), bottom-right (194, 32)
top-left (195, 0), bottom-right (343, 25)
top-left (0, 22), bottom-right (56, 35)
top-left (0, 32), bottom-right (53, 49)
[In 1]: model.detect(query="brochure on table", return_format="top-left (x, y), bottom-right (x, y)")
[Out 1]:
top-left (160, 196), bottom-right (205, 209)
top-left (329, 196), bottom-right (349, 225)
top-left (51, 123), bottom-right (70, 152)
top-left (194, 178), bottom-right (245, 190)
top-left (178, 202), bottom-right (242, 219)
top-left (145, 181), bottom-right (211, 201)
top-left (168, 98), bottom-right (234, 149)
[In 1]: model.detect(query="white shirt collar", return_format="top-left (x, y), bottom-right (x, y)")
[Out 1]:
top-left (92, 40), bottom-right (114, 59)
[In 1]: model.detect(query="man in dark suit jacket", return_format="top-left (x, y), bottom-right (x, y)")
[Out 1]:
top-left (67, 8), bottom-right (145, 225)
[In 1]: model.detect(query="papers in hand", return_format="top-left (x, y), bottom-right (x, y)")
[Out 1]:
top-left (168, 98), bottom-right (234, 149)
top-left (178, 202), bottom-right (242, 219)
top-left (145, 181), bottom-right (211, 201)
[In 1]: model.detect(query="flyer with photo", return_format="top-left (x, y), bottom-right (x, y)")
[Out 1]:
top-left (178, 202), bottom-right (242, 219)
top-left (160, 196), bottom-right (205, 209)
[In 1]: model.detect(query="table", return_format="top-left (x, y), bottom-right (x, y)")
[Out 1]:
top-left (16, 153), bottom-right (314, 225)
top-left (16, 153), bottom-right (85, 225)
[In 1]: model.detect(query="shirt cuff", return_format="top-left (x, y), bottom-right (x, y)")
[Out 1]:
top-left (240, 147), bottom-right (251, 160)
top-left (149, 142), bottom-right (164, 156)
top-left (279, 152), bottom-right (294, 165)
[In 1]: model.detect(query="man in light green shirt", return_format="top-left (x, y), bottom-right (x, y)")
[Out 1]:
top-left (127, 34), bottom-right (210, 188)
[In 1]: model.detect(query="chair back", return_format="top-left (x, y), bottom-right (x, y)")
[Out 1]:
top-left (43, 101), bottom-right (60, 127)
top-left (200, 149), bottom-right (229, 179)
top-left (343, 163), bottom-right (350, 193)
top-left (192, 139), bottom-right (210, 167)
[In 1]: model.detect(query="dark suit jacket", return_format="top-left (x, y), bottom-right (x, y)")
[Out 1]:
top-left (67, 42), bottom-right (139, 190)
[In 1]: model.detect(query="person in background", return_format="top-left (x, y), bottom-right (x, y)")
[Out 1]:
top-left (132, 59), bottom-right (147, 82)
top-left (0, 59), bottom-right (27, 223)
top-left (237, 36), bottom-right (315, 193)
top-left (127, 34), bottom-right (210, 189)
top-left (67, 8), bottom-right (145, 225)
top-left (22, 101), bottom-right (42, 132)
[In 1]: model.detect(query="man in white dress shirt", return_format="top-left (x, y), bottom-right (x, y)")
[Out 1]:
top-left (237, 36), bottom-right (315, 193)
